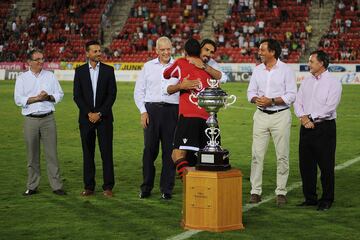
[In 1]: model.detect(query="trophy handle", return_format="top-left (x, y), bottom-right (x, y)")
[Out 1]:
top-left (189, 92), bottom-right (198, 106)
top-left (225, 95), bottom-right (237, 108)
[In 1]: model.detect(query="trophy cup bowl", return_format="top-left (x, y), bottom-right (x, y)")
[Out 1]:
top-left (189, 79), bottom-right (236, 171)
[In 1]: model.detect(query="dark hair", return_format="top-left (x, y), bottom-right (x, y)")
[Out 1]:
top-left (200, 39), bottom-right (217, 52)
top-left (85, 40), bottom-right (100, 51)
top-left (184, 38), bottom-right (201, 57)
top-left (27, 49), bottom-right (43, 60)
top-left (310, 50), bottom-right (330, 69)
top-left (259, 39), bottom-right (282, 59)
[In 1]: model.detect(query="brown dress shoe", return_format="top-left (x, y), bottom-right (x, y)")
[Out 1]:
top-left (249, 194), bottom-right (262, 203)
top-left (103, 189), bottom-right (113, 197)
top-left (276, 195), bottom-right (287, 206)
top-left (81, 189), bottom-right (94, 196)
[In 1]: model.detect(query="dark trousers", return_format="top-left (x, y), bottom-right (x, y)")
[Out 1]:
top-left (299, 120), bottom-right (336, 203)
top-left (80, 121), bottom-right (114, 191)
top-left (140, 103), bottom-right (178, 194)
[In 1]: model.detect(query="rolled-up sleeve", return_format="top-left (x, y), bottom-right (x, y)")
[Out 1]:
top-left (162, 76), bottom-right (179, 95)
top-left (52, 74), bottom-right (64, 104)
top-left (209, 60), bottom-right (228, 83)
top-left (219, 70), bottom-right (228, 83)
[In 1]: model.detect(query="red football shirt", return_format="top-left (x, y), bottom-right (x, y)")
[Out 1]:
top-left (164, 58), bottom-right (211, 120)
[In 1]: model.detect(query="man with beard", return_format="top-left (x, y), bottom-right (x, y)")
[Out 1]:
top-left (187, 39), bottom-right (228, 83)
top-left (163, 38), bottom-right (212, 179)
top-left (73, 40), bottom-right (117, 197)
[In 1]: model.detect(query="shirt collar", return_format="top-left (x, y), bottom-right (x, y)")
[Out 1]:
top-left (154, 57), bottom-right (174, 66)
top-left (312, 70), bottom-right (328, 80)
top-left (29, 68), bottom-right (43, 77)
top-left (88, 62), bottom-right (100, 70)
top-left (260, 59), bottom-right (281, 70)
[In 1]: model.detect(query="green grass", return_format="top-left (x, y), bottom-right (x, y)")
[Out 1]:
top-left (0, 81), bottom-right (359, 240)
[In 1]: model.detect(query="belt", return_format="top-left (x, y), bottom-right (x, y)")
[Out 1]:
top-left (146, 102), bottom-right (178, 107)
top-left (310, 118), bottom-right (334, 124)
top-left (26, 112), bottom-right (53, 118)
top-left (258, 107), bottom-right (289, 114)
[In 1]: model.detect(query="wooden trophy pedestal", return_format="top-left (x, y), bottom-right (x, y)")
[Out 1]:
top-left (182, 168), bottom-right (244, 232)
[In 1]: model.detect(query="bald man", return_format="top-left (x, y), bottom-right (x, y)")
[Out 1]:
top-left (134, 37), bottom-right (179, 200)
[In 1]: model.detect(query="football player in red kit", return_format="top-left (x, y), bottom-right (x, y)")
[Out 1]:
top-left (163, 38), bottom-right (211, 179)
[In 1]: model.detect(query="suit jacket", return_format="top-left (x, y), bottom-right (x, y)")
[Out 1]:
top-left (73, 62), bottom-right (117, 124)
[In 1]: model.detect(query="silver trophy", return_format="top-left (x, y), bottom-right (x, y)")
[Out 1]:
top-left (189, 79), bottom-right (236, 171)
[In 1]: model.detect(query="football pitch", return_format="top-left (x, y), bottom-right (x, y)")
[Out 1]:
top-left (0, 80), bottom-right (359, 240)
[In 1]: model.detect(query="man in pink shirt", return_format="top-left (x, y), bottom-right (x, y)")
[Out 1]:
top-left (247, 39), bottom-right (297, 206)
top-left (294, 50), bottom-right (342, 211)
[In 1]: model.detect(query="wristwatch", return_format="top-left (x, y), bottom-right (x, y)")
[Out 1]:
top-left (271, 98), bottom-right (276, 106)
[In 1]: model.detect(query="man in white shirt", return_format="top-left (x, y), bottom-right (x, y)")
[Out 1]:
top-left (134, 37), bottom-right (179, 200)
top-left (247, 39), bottom-right (297, 206)
top-left (14, 49), bottom-right (65, 196)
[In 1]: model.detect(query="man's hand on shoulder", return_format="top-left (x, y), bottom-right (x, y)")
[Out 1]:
top-left (167, 75), bottom-right (201, 94)
top-left (180, 75), bottom-right (201, 90)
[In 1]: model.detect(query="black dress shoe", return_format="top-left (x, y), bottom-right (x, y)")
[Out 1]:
top-left (53, 189), bottom-right (66, 195)
top-left (161, 193), bottom-right (172, 200)
top-left (317, 202), bottom-right (332, 211)
top-left (297, 201), bottom-right (318, 206)
top-left (23, 189), bottom-right (38, 196)
top-left (139, 191), bottom-right (151, 199)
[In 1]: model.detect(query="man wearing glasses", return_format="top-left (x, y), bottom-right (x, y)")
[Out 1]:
top-left (14, 49), bottom-right (66, 196)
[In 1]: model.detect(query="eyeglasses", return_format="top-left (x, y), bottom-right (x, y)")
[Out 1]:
top-left (31, 58), bottom-right (45, 62)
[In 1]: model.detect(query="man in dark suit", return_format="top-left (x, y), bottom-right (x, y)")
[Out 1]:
top-left (73, 40), bottom-right (117, 197)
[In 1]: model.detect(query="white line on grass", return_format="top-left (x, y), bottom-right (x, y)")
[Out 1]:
top-left (166, 156), bottom-right (360, 240)
top-left (335, 156), bottom-right (360, 170)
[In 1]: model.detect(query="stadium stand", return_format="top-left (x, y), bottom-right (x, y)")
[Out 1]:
top-left (318, 0), bottom-right (359, 63)
top-left (211, 0), bottom-right (311, 63)
top-left (109, 0), bottom-right (208, 62)
top-left (0, 0), bottom-right (359, 64)
top-left (0, 0), bottom-right (16, 61)
top-left (105, 0), bottom-right (313, 63)
top-left (0, 0), bottom-right (108, 62)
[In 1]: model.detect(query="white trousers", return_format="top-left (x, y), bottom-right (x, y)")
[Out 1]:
top-left (250, 109), bottom-right (291, 196)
